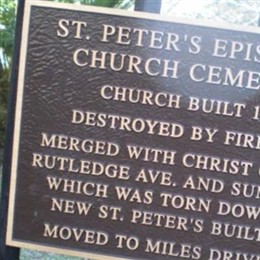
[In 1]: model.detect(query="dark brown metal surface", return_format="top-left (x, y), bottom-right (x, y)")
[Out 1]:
top-left (4, 2), bottom-right (260, 260)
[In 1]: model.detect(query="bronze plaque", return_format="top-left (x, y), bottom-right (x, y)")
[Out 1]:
top-left (7, 1), bottom-right (260, 259)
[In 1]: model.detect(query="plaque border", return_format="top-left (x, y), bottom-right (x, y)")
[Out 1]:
top-left (6, 0), bottom-right (260, 259)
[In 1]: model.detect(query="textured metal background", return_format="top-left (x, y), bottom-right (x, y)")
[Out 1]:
top-left (9, 4), bottom-right (260, 260)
